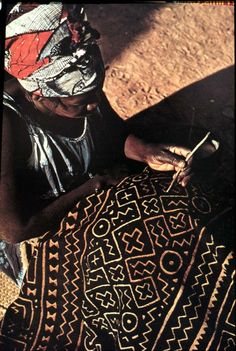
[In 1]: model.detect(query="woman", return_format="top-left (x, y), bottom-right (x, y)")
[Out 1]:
top-left (0, 3), bottom-right (199, 283)
top-left (1, 4), bottom-right (234, 351)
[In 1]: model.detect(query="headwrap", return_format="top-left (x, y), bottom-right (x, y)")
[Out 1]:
top-left (4, 3), bottom-right (105, 97)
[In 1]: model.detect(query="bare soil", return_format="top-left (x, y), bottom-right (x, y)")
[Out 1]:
top-left (86, 3), bottom-right (234, 115)
top-left (86, 3), bottom-right (234, 181)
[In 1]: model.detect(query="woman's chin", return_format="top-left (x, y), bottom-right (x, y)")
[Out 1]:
top-left (56, 108), bottom-right (86, 119)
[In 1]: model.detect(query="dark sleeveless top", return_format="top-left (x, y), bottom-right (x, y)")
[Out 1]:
top-left (1, 91), bottom-right (129, 286)
top-left (3, 91), bottom-right (129, 208)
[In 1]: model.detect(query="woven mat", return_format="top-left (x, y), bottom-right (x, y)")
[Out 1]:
top-left (0, 272), bottom-right (20, 321)
top-left (0, 238), bottom-right (39, 321)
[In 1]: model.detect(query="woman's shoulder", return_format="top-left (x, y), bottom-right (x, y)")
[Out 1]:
top-left (2, 84), bottom-right (32, 162)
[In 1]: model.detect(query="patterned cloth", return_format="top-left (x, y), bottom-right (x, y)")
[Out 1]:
top-left (5, 3), bottom-right (105, 97)
top-left (0, 167), bottom-right (234, 350)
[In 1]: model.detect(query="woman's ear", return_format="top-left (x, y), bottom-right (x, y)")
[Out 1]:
top-left (25, 91), bottom-right (43, 103)
top-left (31, 94), bottom-right (43, 103)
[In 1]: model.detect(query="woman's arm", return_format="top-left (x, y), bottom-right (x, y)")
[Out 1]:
top-left (124, 133), bottom-right (219, 187)
top-left (124, 134), bottom-right (193, 185)
top-left (99, 92), bottom-right (192, 184)
top-left (98, 92), bottom-right (218, 187)
top-left (0, 111), bottom-right (118, 244)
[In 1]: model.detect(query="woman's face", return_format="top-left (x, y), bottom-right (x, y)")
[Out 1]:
top-left (30, 86), bottom-right (103, 118)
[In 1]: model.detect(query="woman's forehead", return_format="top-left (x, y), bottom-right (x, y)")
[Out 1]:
top-left (59, 86), bottom-right (102, 103)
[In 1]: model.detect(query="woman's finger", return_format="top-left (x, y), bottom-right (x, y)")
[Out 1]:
top-left (151, 149), bottom-right (186, 170)
top-left (166, 145), bottom-right (191, 159)
top-left (181, 174), bottom-right (194, 187)
top-left (176, 166), bottom-right (192, 182)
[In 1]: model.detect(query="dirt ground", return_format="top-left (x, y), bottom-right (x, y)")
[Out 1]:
top-left (86, 3), bottom-right (234, 116)
top-left (86, 2), bottom-right (234, 181)
top-left (0, 2), bottom-right (234, 319)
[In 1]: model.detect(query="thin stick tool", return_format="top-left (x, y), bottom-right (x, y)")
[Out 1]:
top-left (166, 131), bottom-right (211, 193)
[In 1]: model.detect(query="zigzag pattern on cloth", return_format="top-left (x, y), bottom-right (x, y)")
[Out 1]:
top-left (0, 167), bottom-right (235, 350)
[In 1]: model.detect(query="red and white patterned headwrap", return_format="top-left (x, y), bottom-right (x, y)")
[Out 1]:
top-left (5, 3), bottom-right (105, 97)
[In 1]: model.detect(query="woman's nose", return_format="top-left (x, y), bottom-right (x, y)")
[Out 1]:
top-left (86, 102), bottom-right (99, 111)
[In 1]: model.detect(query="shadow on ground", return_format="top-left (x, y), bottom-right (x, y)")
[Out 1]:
top-left (127, 65), bottom-right (235, 187)
top-left (85, 3), bottom-right (166, 64)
